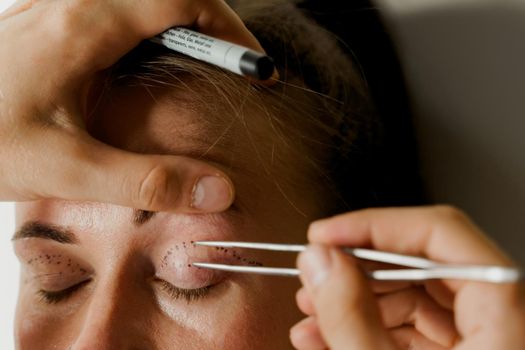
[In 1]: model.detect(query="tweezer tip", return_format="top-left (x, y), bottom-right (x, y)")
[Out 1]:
top-left (192, 262), bottom-right (219, 270)
top-left (192, 262), bottom-right (207, 268)
top-left (194, 241), bottom-right (220, 246)
top-left (193, 241), bottom-right (217, 247)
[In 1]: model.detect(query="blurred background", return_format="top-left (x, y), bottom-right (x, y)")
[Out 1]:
top-left (1, 0), bottom-right (524, 348)
top-left (298, 0), bottom-right (525, 264)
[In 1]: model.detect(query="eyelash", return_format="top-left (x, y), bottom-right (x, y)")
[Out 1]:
top-left (37, 279), bottom-right (91, 304)
top-left (158, 279), bottom-right (214, 303)
top-left (37, 279), bottom-right (214, 304)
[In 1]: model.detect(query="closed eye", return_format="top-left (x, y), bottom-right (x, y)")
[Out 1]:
top-left (156, 278), bottom-right (214, 303)
top-left (37, 279), bottom-right (91, 304)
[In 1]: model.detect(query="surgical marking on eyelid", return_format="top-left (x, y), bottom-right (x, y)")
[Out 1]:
top-left (160, 241), bottom-right (264, 269)
top-left (26, 253), bottom-right (89, 280)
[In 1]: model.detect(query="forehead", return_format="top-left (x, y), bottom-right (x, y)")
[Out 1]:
top-left (88, 81), bottom-right (315, 191)
top-left (90, 84), bottom-right (245, 167)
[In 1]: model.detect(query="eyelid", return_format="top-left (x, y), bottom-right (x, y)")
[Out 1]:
top-left (155, 259), bottom-right (227, 287)
top-left (155, 278), bottom-right (214, 303)
top-left (29, 264), bottom-right (92, 292)
top-left (38, 279), bottom-right (91, 304)
top-left (157, 238), bottom-right (266, 294)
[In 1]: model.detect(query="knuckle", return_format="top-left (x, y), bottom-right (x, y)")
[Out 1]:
top-left (134, 164), bottom-right (173, 210)
top-left (431, 205), bottom-right (469, 223)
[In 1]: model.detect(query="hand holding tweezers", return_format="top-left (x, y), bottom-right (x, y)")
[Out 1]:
top-left (192, 241), bottom-right (522, 283)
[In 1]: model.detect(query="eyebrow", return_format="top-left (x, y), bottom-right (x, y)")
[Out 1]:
top-left (12, 221), bottom-right (77, 244)
top-left (13, 211), bottom-right (157, 244)
top-left (133, 210), bottom-right (157, 226)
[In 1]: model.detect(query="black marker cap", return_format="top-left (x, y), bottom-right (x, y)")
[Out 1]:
top-left (240, 51), bottom-right (275, 80)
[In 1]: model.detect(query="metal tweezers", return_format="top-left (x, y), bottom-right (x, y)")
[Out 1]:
top-left (193, 241), bottom-right (523, 283)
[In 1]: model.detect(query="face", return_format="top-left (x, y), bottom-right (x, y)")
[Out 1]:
top-left (13, 82), bottom-right (323, 349)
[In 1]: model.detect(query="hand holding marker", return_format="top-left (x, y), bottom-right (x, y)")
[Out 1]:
top-left (150, 27), bottom-right (275, 80)
top-left (0, 0), bottom-right (268, 212)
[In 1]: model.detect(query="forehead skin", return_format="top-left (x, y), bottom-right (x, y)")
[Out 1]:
top-left (14, 85), bottom-right (321, 349)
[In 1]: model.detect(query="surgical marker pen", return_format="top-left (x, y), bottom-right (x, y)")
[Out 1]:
top-left (149, 27), bottom-right (275, 80)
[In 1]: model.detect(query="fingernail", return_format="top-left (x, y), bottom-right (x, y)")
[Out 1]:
top-left (191, 175), bottom-right (234, 211)
top-left (298, 245), bottom-right (332, 289)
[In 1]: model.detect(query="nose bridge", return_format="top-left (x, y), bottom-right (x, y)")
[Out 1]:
top-left (71, 263), bottom-right (153, 350)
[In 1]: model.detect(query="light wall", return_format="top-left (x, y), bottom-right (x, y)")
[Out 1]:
top-left (376, 0), bottom-right (525, 265)
top-left (0, 4), bottom-right (19, 350)
top-left (0, 203), bottom-right (17, 350)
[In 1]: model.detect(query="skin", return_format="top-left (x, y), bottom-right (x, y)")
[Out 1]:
top-left (0, 0), bottom-right (265, 212)
top-left (13, 84), bottom-right (318, 349)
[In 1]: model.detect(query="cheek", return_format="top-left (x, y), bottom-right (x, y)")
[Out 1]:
top-left (208, 278), bottom-right (302, 349)
top-left (15, 303), bottom-right (71, 350)
top-left (201, 288), bottom-right (265, 349)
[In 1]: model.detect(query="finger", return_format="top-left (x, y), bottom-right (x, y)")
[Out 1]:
top-left (379, 287), bottom-right (458, 348)
top-left (359, 260), bottom-right (414, 294)
top-left (298, 278), bottom-right (411, 315)
top-left (4, 128), bottom-right (234, 212)
top-left (185, 0), bottom-right (264, 53)
top-left (289, 316), bottom-right (327, 350)
top-left (370, 280), bottom-right (414, 294)
top-left (309, 206), bottom-right (509, 264)
top-left (424, 280), bottom-right (455, 310)
top-left (297, 245), bottom-right (397, 350)
top-left (296, 287), bottom-right (315, 316)
top-left (455, 282), bottom-right (525, 340)
top-left (30, 0), bottom-right (264, 77)
top-left (308, 206), bottom-right (513, 291)
top-left (390, 326), bottom-right (449, 350)
top-left (120, 0), bottom-right (263, 49)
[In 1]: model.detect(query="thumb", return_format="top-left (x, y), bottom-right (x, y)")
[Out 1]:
top-left (297, 245), bottom-right (397, 350)
top-left (13, 129), bottom-right (234, 212)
